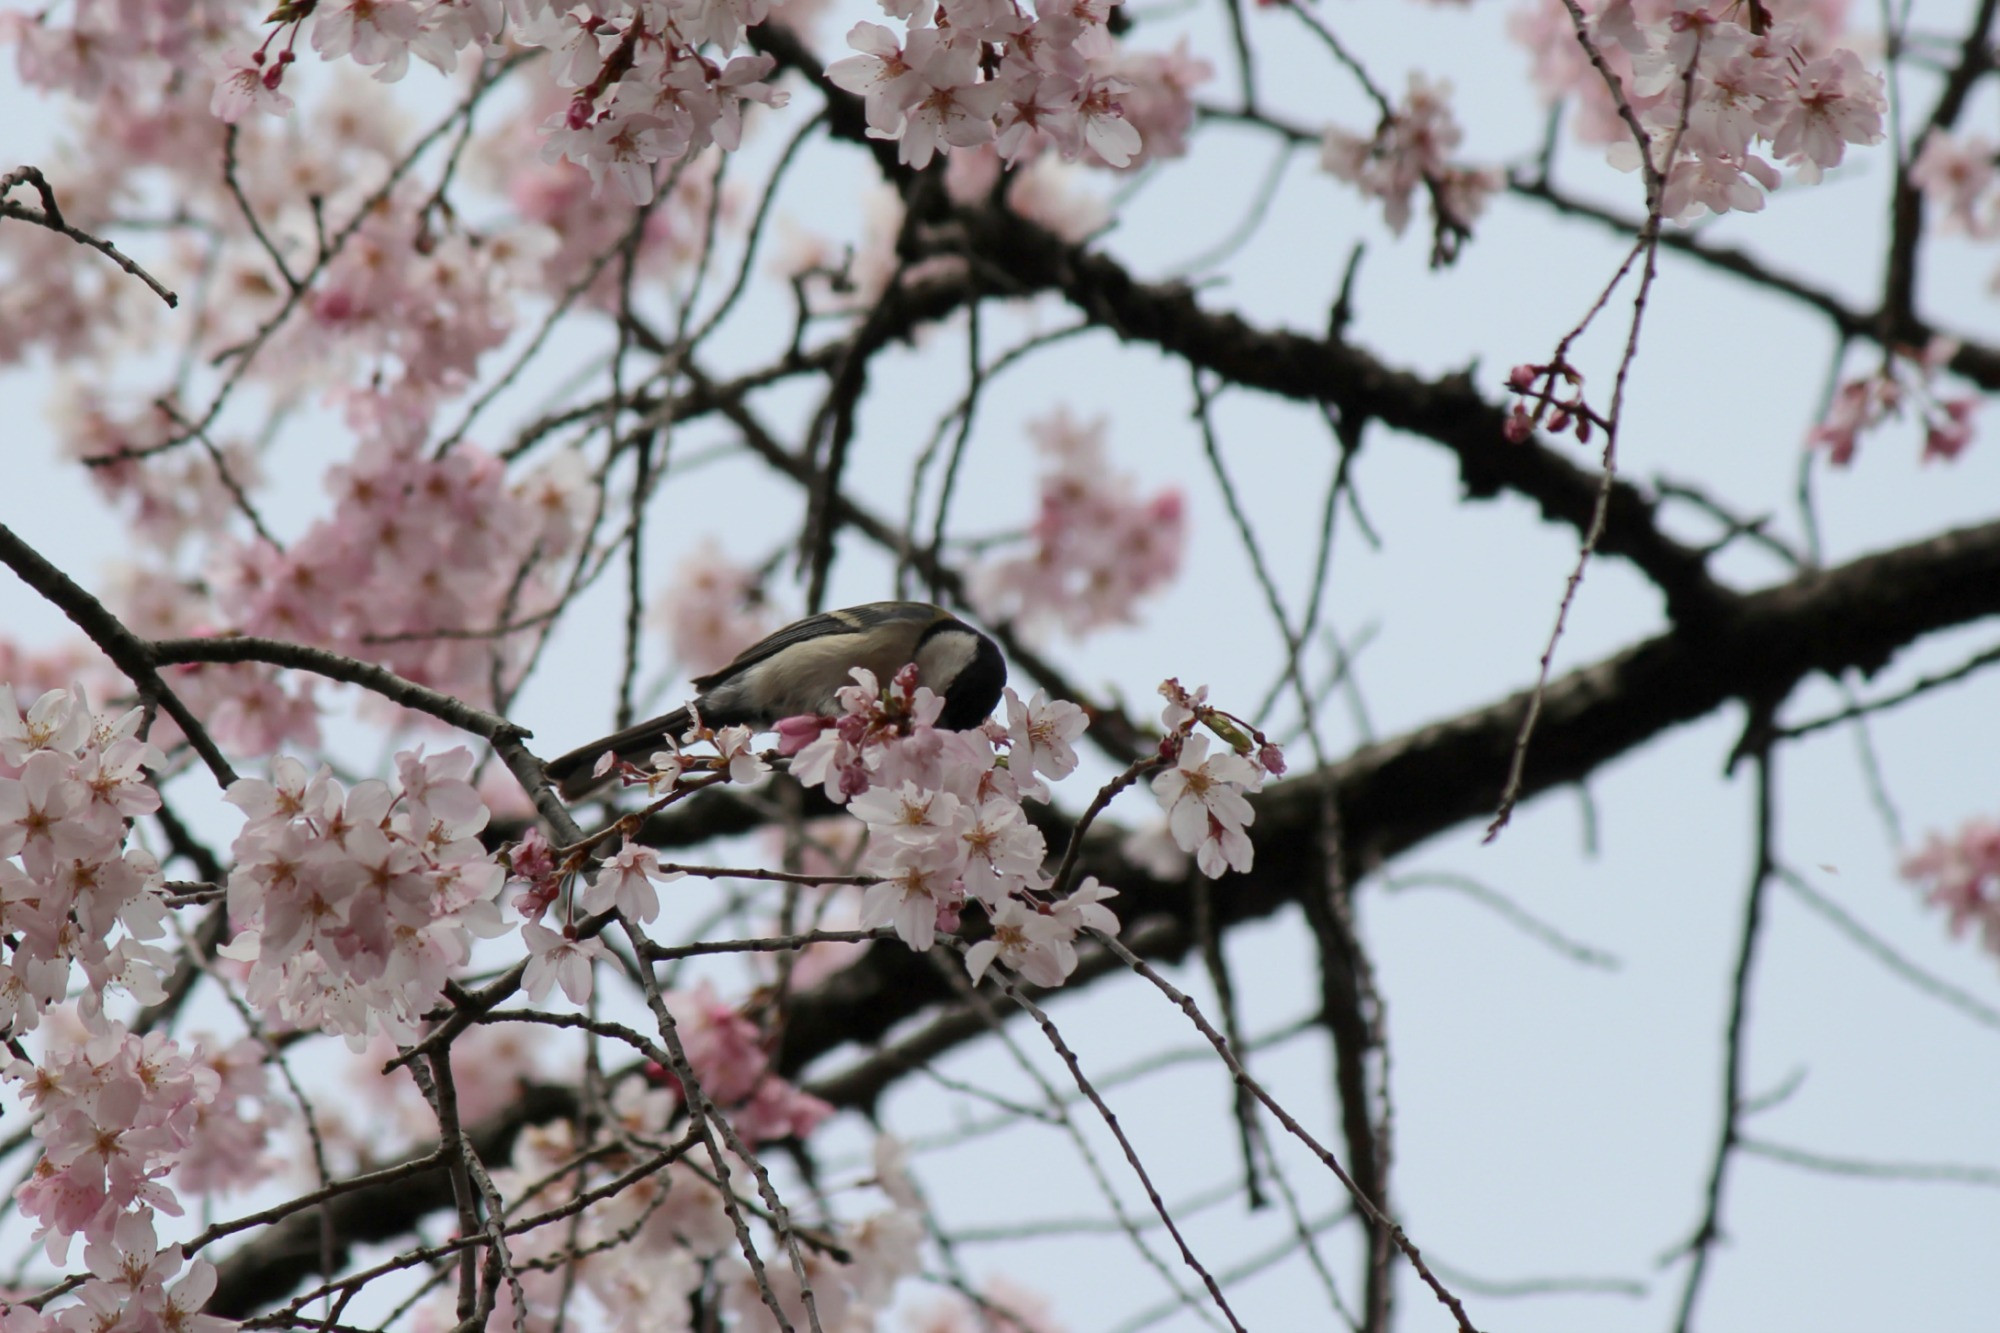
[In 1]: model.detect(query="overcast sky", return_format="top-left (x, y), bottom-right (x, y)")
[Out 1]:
top-left (5, 0), bottom-right (2000, 1326)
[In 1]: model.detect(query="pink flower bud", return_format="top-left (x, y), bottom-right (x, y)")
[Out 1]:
top-left (774, 714), bottom-right (830, 756)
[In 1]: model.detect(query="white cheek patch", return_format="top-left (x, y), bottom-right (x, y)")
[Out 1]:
top-left (915, 632), bottom-right (979, 692)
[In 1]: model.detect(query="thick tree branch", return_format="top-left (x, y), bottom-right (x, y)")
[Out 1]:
top-left (778, 516), bottom-right (2000, 1080)
top-left (942, 206), bottom-right (1730, 623)
top-left (206, 1084), bottom-right (576, 1317)
top-left (0, 524), bottom-right (237, 787)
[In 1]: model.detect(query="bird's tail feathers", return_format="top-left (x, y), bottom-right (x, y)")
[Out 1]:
top-left (546, 707), bottom-right (692, 801)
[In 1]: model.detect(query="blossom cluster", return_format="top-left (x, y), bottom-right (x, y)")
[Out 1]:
top-left (1909, 128), bottom-right (2000, 294)
top-left (652, 979), bottom-right (833, 1143)
top-left (1319, 75), bottom-right (1501, 243)
top-left (208, 0), bottom-right (795, 208)
top-left (492, 108), bottom-right (735, 308)
top-left (1511, 0), bottom-right (1886, 221)
top-left (1901, 816), bottom-right (2000, 959)
top-left (828, 0), bottom-right (1207, 172)
top-left (220, 748), bottom-right (509, 1043)
top-left (200, 442), bottom-right (590, 720)
top-left (9, 1207), bottom-right (230, 1333)
top-left (14, 1025), bottom-right (224, 1252)
top-left (1805, 337), bottom-right (1978, 465)
top-left (1911, 129), bottom-right (2000, 238)
top-left (469, 1094), bottom-right (920, 1331)
top-left (770, 667), bottom-right (1108, 985)
top-left (0, 686), bottom-right (175, 1039)
top-left (1150, 678), bottom-right (1281, 878)
top-left (972, 408), bottom-right (1186, 639)
top-left (652, 538), bottom-right (780, 677)
top-left (4, 1020), bottom-right (272, 1332)
top-left (0, 684), bottom-right (282, 1327)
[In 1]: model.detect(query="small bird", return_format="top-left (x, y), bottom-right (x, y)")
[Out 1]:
top-left (544, 601), bottom-right (1007, 800)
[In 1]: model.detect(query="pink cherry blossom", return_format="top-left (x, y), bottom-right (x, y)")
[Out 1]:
top-left (1910, 129), bottom-right (1998, 235)
top-left (209, 47), bottom-right (295, 123)
top-left (653, 540), bottom-right (779, 677)
top-left (579, 839), bottom-right (680, 922)
top-left (1903, 818), bottom-right (2000, 957)
top-left (223, 749), bottom-right (507, 1042)
top-left (1806, 338), bottom-right (1977, 465)
top-left (1766, 48), bottom-right (1886, 176)
top-left (1511, 0), bottom-right (1885, 221)
top-left (1152, 732), bottom-right (1260, 878)
top-left (964, 895), bottom-right (1073, 987)
top-left (1004, 688), bottom-right (1087, 791)
top-left (952, 798), bottom-right (1046, 907)
top-left (521, 922), bottom-right (610, 1006)
top-left (1052, 875), bottom-right (1120, 937)
top-left (1320, 74), bottom-right (1490, 237)
top-left (972, 408), bottom-right (1186, 637)
top-left (860, 839), bottom-right (963, 950)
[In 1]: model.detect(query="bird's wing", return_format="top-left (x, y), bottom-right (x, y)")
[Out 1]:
top-left (689, 602), bottom-right (941, 690)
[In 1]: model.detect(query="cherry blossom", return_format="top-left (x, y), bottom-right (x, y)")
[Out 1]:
top-left (860, 838), bottom-right (964, 950)
top-left (1321, 74), bottom-right (1498, 241)
top-left (972, 408), bottom-right (1186, 637)
top-left (310, 0), bottom-right (436, 83)
top-left (662, 981), bottom-right (833, 1142)
top-left (0, 688), bottom-right (175, 1038)
top-left (221, 748), bottom-right (507, 1042)
top-left (850, 780), bottom-right (964, 845)
top-left (1512, 0), bottom-right (1886, 221)
top-left (825, 0), bottom-right (1200, 176)
top-left (1152, 731), bottom-right (1262, 879)
top-left (1806, 338), bottom-right (1978, 465)
top-left (1004, 688), bottom-right (1087, 796)
top-left (653, 540), bottom-right (779, 677)
top-left (1052, 875), bottom-right (1119, 937)
top-left (1767, 48), bottom-right (1885, 178)
top-left (1910, 129), bottom-right (1999, 236)
top-left (711, 724), bottom-right (771, 786)
top-left (965, 895), bottom-right (1073, 986)
top-left (578, 839), bottom-right (681, 922)
top-left (208, 47), bottom-right (295, 122)
top-left (7, 1021), bottom-right (226, 1260)
top-left (174, 1036), bottom-right (283, 1198)
top-left (1904, 818), bottom-right (2000, 958)
top-left (521, 921), bottom-right (611, 1006)
top-left (951, 798), bottom-right (1047, 907)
